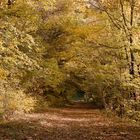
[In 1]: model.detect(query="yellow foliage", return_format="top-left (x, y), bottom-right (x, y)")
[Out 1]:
top-left (0, 89), bottom-right (36, 115)
top-left (0, 68), bottom-right (8, 79)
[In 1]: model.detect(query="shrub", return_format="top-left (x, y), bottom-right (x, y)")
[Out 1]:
top-left (0, 83), bottom-right (36, 120)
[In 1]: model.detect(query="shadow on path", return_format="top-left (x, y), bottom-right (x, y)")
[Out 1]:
top-left (0, 106), bottom-right (140, 140)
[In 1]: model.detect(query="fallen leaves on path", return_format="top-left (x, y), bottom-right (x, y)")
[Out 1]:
top-left (0, 105), bottom-right (140, 140)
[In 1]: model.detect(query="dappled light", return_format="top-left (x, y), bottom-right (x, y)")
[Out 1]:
top-left (0, 106), bottom-right (140, 140)
top-left (0, 0), bottom-right (140, 139)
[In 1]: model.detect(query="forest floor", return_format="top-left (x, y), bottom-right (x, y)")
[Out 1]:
top-left (0, 103), bottom-right (140, 140)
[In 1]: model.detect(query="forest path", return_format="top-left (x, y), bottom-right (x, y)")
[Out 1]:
top-left (0, 103), bottom-right (140, 140)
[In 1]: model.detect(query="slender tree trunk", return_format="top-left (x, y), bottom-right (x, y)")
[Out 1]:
top-left (102, 91), bottom-right (107, 109)
top-left (129, 0), bottom-right (137, 101)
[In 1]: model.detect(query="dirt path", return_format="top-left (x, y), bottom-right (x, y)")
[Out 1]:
top-left (0, 105), bottom-right (140, 140)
